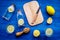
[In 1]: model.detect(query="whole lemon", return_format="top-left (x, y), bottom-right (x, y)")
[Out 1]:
top-left (46, 6), bottom-right (55, 16)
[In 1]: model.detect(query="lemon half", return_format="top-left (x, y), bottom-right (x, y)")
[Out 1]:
top-left (7, 25), bottom-right (15, 33)
top-left (47, 17), bottom-right (53, 24)
top-left (33, 30), bottom-right (40, 37)
top-left (45, 28), bottom-right (53, 37)
top-left (18, 19), bottom-right (24, 26)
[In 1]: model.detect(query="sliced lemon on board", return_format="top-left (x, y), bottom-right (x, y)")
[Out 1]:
top-left (7, 25), bottom-right (15, 33)
top-left (47, 17), bottom-right (53, 24)
top-left (18, 19), bottom-right (24, 26)
top-left (33, 30), bottom-right (40, 37)
top-left (45, 28), bottom-right (53, 37)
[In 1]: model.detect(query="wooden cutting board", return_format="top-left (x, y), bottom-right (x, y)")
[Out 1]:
top-left (23, 1), bottom-right (44, 26)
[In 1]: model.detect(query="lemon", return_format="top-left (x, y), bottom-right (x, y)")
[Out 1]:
top-left (33, 30), bottom-right (40, 37)
top-left (8, 5), bottom-right (14, 12)
top-left (45, 28), bottom-right (53, 37)
top-left (18, 19), bottom-right (24, 26)
top-left (46, 6), bottom-right (55, 16)
top-left (7, 25), bottom-right (15, 33)
top-left (47, 17), bottom-right (53, 24)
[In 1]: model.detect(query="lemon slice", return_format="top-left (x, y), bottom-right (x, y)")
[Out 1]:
top-left (18, 19), bottom-right (24, 26)
top-left (33, 30), bottom-right (40, 37)
top-left (47, 17), bottom-right (53, 24)
top-left (45, 28), bottom-right (53, 37)
top-left (8, 5), bottom-right (14, 12)
top-left (7, 25), bottom-right (15, 33)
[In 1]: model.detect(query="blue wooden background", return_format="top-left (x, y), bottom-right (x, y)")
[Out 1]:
top-left (0, 0), bottom-right (60, 40)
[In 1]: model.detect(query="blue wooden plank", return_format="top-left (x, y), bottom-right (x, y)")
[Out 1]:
top-left (0, 0), bottom-right (60, 40)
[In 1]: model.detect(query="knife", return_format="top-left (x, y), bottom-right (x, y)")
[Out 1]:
top-left (32, 7), bottom-right (40, 24)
